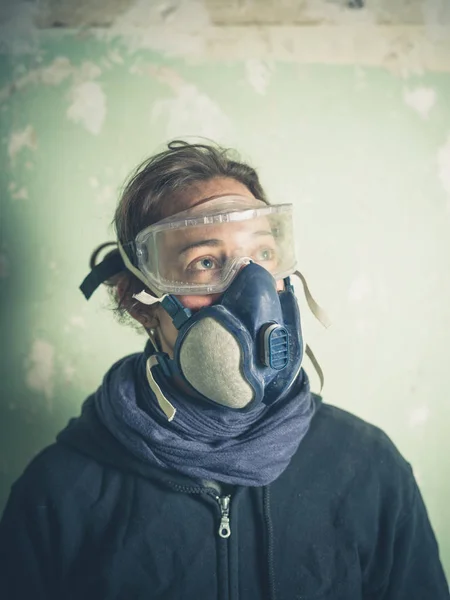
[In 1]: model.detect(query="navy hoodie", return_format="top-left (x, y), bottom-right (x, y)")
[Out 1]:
top-left (0, 365), bottom-right (448, 599)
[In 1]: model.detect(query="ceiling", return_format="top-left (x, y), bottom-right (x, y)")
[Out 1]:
top-left (27, 0), bottom-right (448, 28)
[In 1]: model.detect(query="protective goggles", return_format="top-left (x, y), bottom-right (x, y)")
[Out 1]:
top-left (118, 195), bottom-right (297, 296)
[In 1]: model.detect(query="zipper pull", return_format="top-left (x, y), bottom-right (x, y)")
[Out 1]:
top-left (217, 495), bottom-right (231, 539)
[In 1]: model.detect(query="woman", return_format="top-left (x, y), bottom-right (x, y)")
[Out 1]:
top-left (0, 140), bottom-right (448, 600)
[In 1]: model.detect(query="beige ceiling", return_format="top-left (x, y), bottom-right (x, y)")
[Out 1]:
top-left (32, 0), bottom-right (446, 28)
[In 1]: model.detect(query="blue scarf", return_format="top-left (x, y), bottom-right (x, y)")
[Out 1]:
top-left (94, 352), bottom-right (317, 486)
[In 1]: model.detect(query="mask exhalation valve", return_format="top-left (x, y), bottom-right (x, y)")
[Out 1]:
top-left (260, 323), bottom-right (290, 370)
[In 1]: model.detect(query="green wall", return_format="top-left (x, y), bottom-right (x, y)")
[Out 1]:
top-left (1, 27), bottom-right (450, 577)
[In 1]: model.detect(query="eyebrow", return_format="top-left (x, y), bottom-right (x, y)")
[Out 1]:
top-left (178, 239), bottom-right (223, 255)
top-left (178, 231), bottom-right (274, 256)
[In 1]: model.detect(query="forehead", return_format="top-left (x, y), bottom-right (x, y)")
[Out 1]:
top-left (162, 177), bottom-right (257, 219)
top-left (163, 217), bottom-right (275, 252)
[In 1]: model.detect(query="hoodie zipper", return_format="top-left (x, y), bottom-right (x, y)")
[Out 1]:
top-left (217, 495), bottom-right (231, 538)
top-left (167, 482), bottom-right (232, 539)
top-left (167, 484), bottom-right (237, 598)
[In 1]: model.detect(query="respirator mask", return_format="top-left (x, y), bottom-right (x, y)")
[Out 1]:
top-left (80, 195), bottom-right (329, 418)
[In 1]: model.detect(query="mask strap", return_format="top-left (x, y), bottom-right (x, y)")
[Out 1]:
top-left (292, 270), bottom-right (329, 393)
top-left (160, 296), bottom-right (192, 329)
top-left (305, 344), bottom-right (325, 393)
top-left (146, 355), bottom-right (176, 422)
top-left (293, 270), bottom-right (332, 329)
top-left (133, 290), bottom-right (167, 306)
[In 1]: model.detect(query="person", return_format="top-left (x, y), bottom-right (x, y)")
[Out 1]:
top-left (0, 140), bottom-right (448, 600)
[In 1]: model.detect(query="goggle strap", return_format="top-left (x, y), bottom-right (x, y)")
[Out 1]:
top-left (294, 270), bottom-right (332, 329)
top-left (119, 241), bottom-right (169, 305)
top-left (118, 241), bottom-right (155, 290)
top-left (305, 343), bottom-right (325, 393)
top-left (79, 250), bottom-right (124, 299)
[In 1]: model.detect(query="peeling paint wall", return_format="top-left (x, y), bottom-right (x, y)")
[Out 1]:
top-left (1, 0), bottom-right (450, 577)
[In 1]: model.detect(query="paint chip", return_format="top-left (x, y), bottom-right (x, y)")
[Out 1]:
top-left (0, 57), bottom-right (98, 102)
top-left (245, 59), bottom-right (272, 95)
top-left (403, 87), bottom-right (436, 119)
top-left (348, 275), bottom-right (372, 304)
top-left (96, 184), bottom-right (114, 205)
top-left (67, 81), bottom-right (106, 135)
top-left (69, 315), bottom-right (86, 329)
top-left (108, 50), bottom-right (124, 65)
top-left (64, 364), bottom-right (76, 382)
top-left (25, 339), bottom-right (55, 404)
top-left (8, 125), bottom-right (37, 160)
top-left (151, 83), bottom-right (232, 140)
top-left (40, 56), bottom-right (73, 85)
top-left (11, 186), bottom-right (28, 200)
top-left (437, 134), bottom-right (450, 201)
top-left (76, 61), bottom-right (102, 82)
top-left (408, 406), bottom-right (430, 428)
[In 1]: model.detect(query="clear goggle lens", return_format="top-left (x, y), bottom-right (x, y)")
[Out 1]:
top-left (134, 196), bottom-right (296, 295)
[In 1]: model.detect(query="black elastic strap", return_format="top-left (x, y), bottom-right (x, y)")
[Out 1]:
top-left (79, 252), bottom-right (125, 299)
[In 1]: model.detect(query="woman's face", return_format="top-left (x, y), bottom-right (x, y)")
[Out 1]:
top-left (141, 177), bottom-right (283, 356)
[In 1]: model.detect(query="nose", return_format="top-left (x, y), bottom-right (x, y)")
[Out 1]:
top-left (175, 292), bottom-right (222, 311)
top-left (236, 257), bottom-right (252, 273)
top-left (181, 261), bottom-right (253, 310)
top-left (176, 259), bottom-right (282, 311)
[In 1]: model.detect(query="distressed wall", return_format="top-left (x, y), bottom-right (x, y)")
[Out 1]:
top-left (1, 0), bottom-right (450, 577)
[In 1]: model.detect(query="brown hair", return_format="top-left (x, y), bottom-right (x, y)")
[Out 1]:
top-left (91, 139), bottom-right (269, 321)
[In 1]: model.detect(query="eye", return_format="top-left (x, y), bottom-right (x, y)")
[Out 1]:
top-left (254, 247), bottom-right (276, 262)
top-left (188, 256), bottom-right (220, 271)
